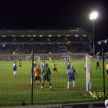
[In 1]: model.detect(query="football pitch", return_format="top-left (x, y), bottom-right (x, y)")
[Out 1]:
top-left (0, 59), bottom-right (107, 106)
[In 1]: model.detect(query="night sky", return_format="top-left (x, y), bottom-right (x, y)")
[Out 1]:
top-left (0, 0), bottom-right (108, 41)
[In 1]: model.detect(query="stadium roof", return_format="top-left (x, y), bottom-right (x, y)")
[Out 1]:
top-left (0, 28), bottom-right (92, 37)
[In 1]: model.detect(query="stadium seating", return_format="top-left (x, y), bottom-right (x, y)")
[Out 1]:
top-left (0, 29), bottom-right (93, 54)
top-left (0, 35), bottom-right (91, 54)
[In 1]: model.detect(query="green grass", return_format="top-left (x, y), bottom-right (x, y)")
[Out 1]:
top-left (0, 60), bottom-right (107, 106)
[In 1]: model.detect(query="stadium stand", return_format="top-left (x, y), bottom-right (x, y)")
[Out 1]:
top-left (0, 28), bottom-right (92, 54)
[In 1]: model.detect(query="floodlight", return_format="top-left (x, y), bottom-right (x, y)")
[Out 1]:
top-left (48, 34), bottom-right (52, 37)
top-left (75, 34), bottom-right (78, 37)
top-left (89, 11), bottom-right (99, 20)
top-left (104, 40), bottom-right (107, 43)
top-left (2, 44), bottom-right (5, 47)
top-left (39, 35), bottom-right (43, 37)
top-left (33, 34), bottom-right (36, 37)
top-left (83, 34), bottom-right (87, 37)
top-left (98, 41), bottom-right (101, 45)
top-left (2, 35), bottom-right (6, 37)
top-left (58, 34), bottom-right (61, 37)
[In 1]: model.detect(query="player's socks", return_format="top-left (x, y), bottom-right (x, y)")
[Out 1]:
top-left (14, 71), bottom-right (16, 76)
top-left (67, 81), bottom-right (70, 89)
top-left (73, 81), bottom-right (75, 87)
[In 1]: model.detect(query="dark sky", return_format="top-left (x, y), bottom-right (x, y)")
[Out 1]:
top-left (0, 0), bottom-right (107, 41)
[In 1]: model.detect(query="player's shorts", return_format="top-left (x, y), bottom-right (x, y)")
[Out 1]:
top-left (34, 76), bottom-right (41, 81)
top-left (13, 68), bottom-right (17, 71)
top-left (13, 71), bottom-right (17, 73)
top-left (43, 75), bottom-right (50, 81)
top-left (68, 74), bottom-right (75, 81)
top-left (106, 70), bottom-right (108, 74)
top-left (67, 67), bottom-right (70, 70)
